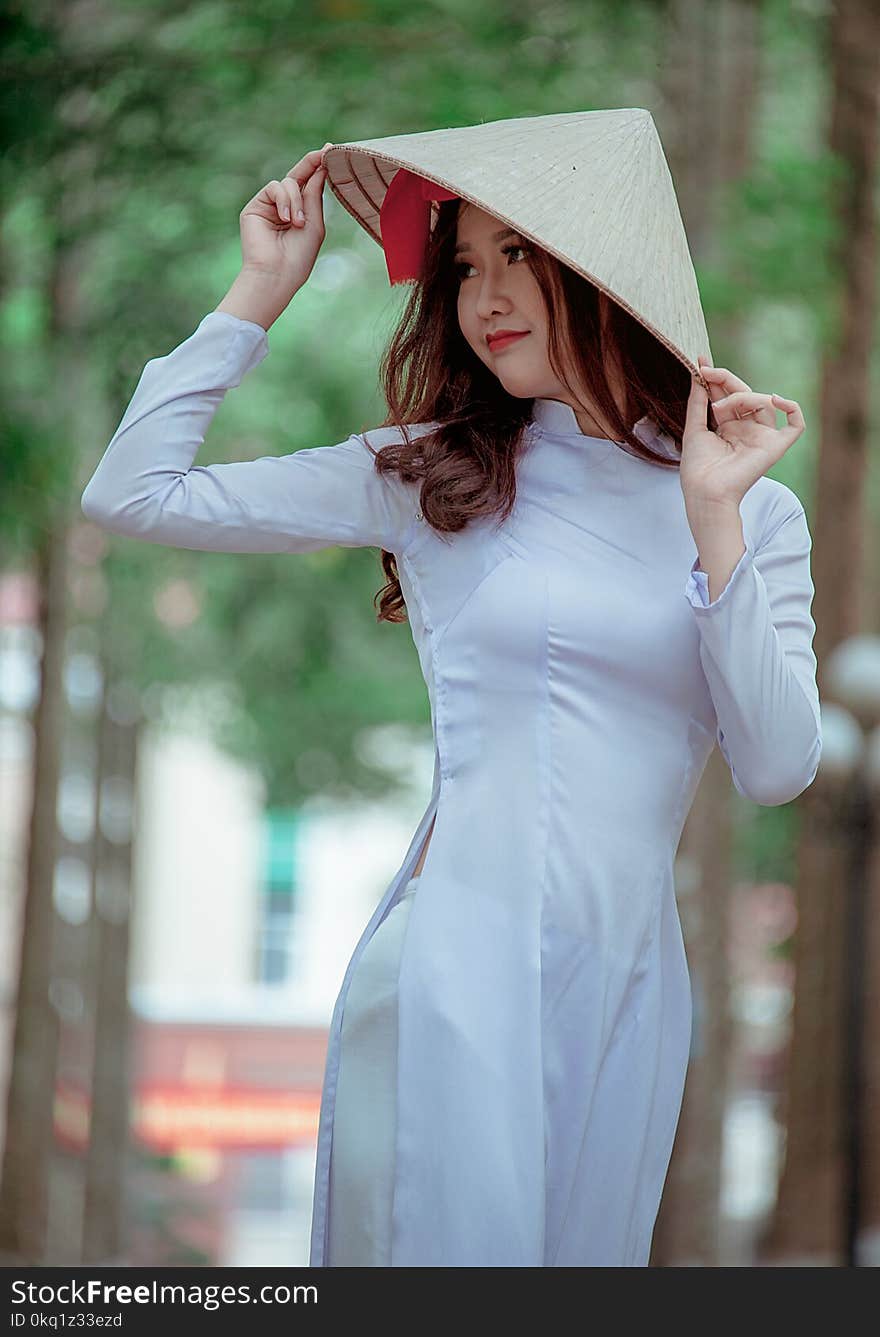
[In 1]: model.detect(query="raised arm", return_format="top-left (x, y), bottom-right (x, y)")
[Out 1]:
top-left (80, 310), bottom-right (415, 553)
top-left (82, 148), bottom-right (422, 554)
top-left (684, 502), bottom-right (822, 806)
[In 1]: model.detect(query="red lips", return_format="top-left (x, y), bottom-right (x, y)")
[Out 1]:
top-left (486, 329), bottom-right (529, 350)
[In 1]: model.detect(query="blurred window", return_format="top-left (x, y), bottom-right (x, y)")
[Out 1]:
top-left (256, 810), bottom-right (300, 985)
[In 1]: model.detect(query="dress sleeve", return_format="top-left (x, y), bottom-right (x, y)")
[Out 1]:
top-left (683, 503), bottom-right (822, 806)
top-left (80, 310), bottom-right (413, 554)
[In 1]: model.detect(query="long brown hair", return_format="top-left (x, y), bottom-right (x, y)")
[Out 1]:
top-left (363, 197), bottom-right (695, 624)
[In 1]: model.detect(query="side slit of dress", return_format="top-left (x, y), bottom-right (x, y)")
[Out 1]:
top-left (326, 872), bottom-right (422, 1266)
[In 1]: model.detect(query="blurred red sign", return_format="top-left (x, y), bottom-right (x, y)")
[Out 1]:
top-left (54, 1080), bottom-right (320, 1152)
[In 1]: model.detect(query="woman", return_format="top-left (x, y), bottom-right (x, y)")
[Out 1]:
top-left (81, 113), bottom-right (822, 1268)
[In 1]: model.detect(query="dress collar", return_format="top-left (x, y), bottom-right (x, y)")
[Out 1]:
top-left (530, 397), bottom-right (614, 441)
top-left (529, 398), bottom-right (679, 459)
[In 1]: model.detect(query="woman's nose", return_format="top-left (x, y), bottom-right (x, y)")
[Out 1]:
top-left (475, 281), bottom-right (513, 317)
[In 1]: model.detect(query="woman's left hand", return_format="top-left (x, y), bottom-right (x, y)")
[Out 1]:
top-left (680, 355), bottom-right (806, 506)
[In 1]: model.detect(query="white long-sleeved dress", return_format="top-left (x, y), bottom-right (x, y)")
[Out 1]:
top-left (81, 310), bottom-right (822, 1267)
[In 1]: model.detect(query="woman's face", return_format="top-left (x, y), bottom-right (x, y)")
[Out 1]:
top-left (454, 202), bottom-right (625, 438)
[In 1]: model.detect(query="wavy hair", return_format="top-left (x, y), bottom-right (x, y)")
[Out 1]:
top-left (364, 196), bottom-right (698, 624)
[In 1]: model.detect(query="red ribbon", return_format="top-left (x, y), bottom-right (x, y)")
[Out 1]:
top-left (379, 167), bottom-right (460, 284)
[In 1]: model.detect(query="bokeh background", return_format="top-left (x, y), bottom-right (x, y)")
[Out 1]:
top-left (1, 0), bottom-right (879, 1267)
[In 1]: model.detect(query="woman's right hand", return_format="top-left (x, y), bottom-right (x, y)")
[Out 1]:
top-left (238, 147), bottom-right (331, 294)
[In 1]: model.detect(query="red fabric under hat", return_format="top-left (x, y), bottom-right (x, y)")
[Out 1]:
top-left (379, 167), bottom-right (460, 284)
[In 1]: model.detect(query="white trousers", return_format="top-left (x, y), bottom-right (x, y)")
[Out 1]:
top-left (326, 874), bottom-right (421, 1266)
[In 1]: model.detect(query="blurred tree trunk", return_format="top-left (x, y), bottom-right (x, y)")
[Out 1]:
top-left (0, 0), bottom-right (101, 1244)
top-left (763, 0), bottom-right (880, 1265)
top-left (81, 666), bottom-right (139, 1265)
top-left (653, 748), bottom-right (736, 1264)
top-left (861, 791), bottom-right (880, 1263)
top-left (0, 521), bottom-right (68, 1262)
top-left (651, 0), bottom-right (760, 1266)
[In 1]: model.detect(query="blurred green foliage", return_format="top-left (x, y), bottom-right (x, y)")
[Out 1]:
top-left (1, 0), bottom-right (833, 850)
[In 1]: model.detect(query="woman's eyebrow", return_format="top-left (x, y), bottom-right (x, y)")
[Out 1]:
top-left (453, 228), bottom-right (519, 256)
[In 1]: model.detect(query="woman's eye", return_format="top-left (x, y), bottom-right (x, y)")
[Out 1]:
top-left (455, 243), bottom-right (528, 281)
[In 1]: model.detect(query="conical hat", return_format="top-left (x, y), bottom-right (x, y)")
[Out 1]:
top-left (321, 107), bottom-right (712, 374)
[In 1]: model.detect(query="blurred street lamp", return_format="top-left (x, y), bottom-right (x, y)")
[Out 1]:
top-left (823, 634), bottom-right (880, 1267)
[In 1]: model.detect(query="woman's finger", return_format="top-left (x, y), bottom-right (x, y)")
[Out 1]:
top-left (284, 150), bottom-right (325, 192)
top-left (713, 389), bottom-right (775, 414)
top-left (284, 149), bottom-right (325, 180)
top-left (282, 178), bottom-right (304, 225)
top-left (699, 363), bottom-right (752, 395)
top-left (284, 154), bottom-right (324, 224)
top-left (713, 389), bottom-right (806, 438)
top-left (267, 180), bottom-right (290, 223)
top-left (769, 393), bottom-right (805, 428)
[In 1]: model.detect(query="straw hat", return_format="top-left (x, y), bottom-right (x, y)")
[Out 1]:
top-left (320, 108), bottom-right (712, 376)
